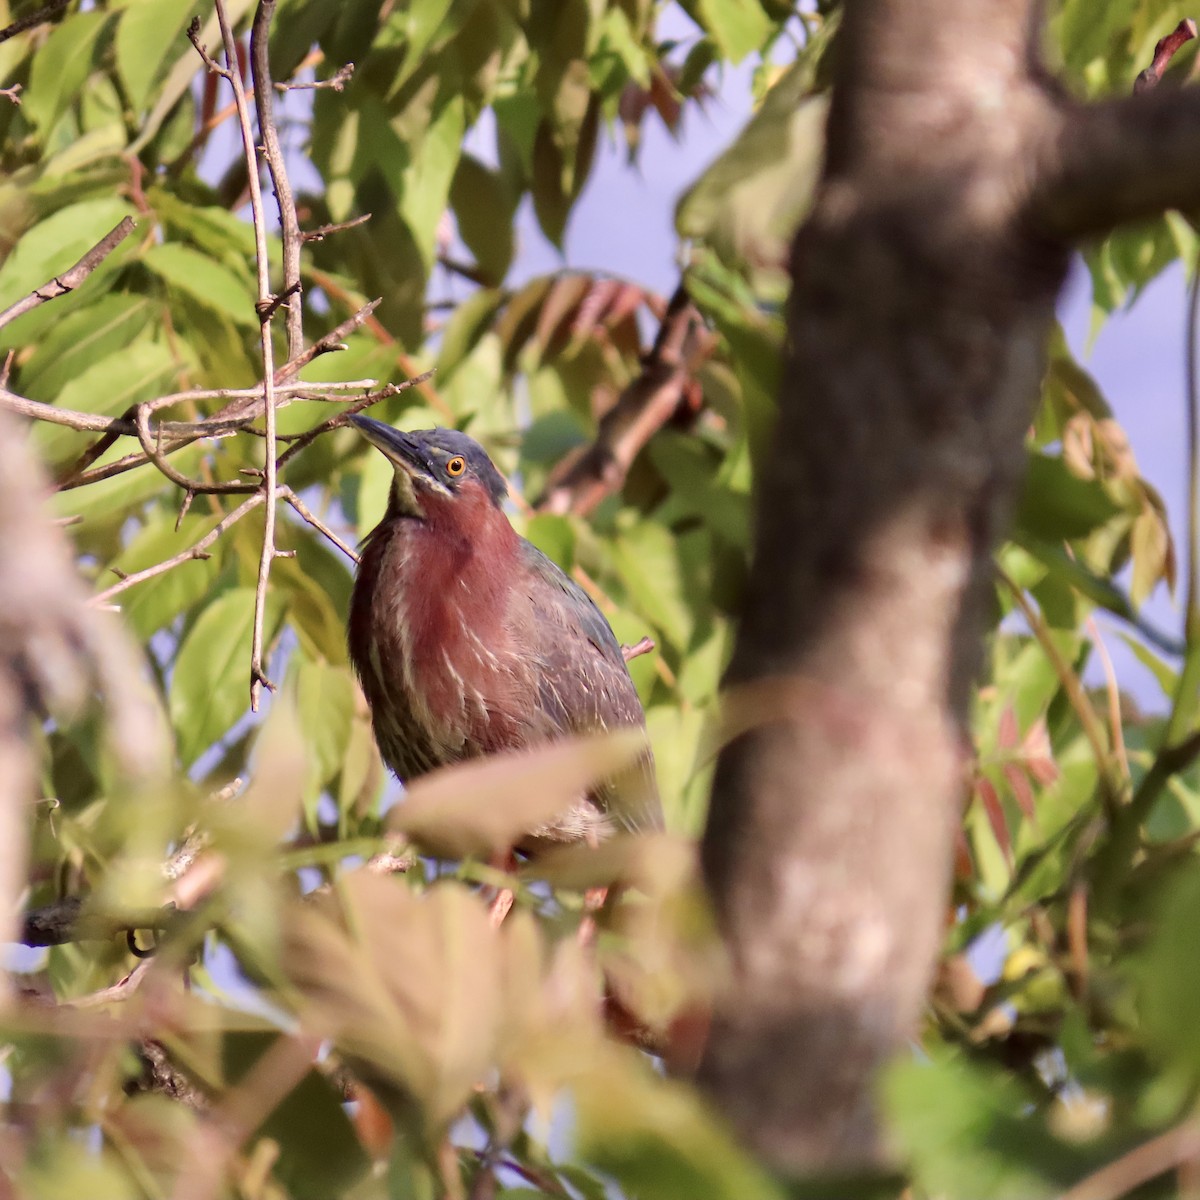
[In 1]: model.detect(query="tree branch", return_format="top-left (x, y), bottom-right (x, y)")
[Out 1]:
top-left (92, 493), bottom-right (265, 606)
top-left (0, 217), bottom-right (135, 331)
top-left (1134, 18), bottom-right (1196, 94)
top-left (536, 285), bottom-right (711, 515)
top-left (0, 0), bottom-right (70, 46)
top-left (1036, 83), bottom-right (1200, 240)
top-left (250, 0), bottom-right (304, 359)
top-left (203, 0), bottom-right (283, 710)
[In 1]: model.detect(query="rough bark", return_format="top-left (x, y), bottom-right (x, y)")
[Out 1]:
top-left (699, 0), bottom-right (1200, 1172)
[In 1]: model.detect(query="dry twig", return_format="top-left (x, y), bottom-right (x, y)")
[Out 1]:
top-left (196, 0), bottom-right (283, 708)
top-left (277, 62), bottom-right (355, 92)
top-left (251, 0), bottom-right (303, 357)
top-left (0, 217), bottom-right (135, 330)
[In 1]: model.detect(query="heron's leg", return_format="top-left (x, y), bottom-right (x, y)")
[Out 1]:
top-left (487, 849), bottom-right (517, 928)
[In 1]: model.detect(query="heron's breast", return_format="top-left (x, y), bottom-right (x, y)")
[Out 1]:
top-left (354, 519), bottom-right (532, 754)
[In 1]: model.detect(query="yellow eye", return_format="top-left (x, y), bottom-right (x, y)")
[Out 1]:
top-left (446, 456), bottom-right (466, 477)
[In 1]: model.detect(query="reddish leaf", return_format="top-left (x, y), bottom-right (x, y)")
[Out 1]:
top-left (953, 827), bottom-right (975, 881)
top-left (569, 277), bottom-right (622, 345)
top-left (605, 282), bottom-right (651, 328)
top-left (534, 273), bottom-right (592, 359)
top-left (1002, 762), bottom-right (1038, 824)
top-left (976, 776), bottom-right (1011, 862)
top-left (998, 704), bottom-right (1020, 751)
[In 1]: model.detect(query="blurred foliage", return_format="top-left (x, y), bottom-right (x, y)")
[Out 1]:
top-left (2, 0), bottom-right (1200, 1196)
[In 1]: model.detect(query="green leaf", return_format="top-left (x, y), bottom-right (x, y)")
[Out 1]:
top-left (106, 508), bottom-right (224, 640)
top-left (436, 287), bottom-right (506, 381)
top-left (398, 94), bottom-right (466, 272)
top-left (401, 0), bottom-right (483, 72)
top-left (884, 1052), bottom-right (1090, 1199)
top-left (1135, 863), bottom-right (1200, 1081)
top-left (116, 0), bottom-right (202, 113)
top-left (222, 1032), bottom-right (371, 1200)
top-left (610, 521), bottom-right (694, 652)
top-left (20, 294), bottom-right (155, 401)
top-left (142, 243), bottom-right (258, 327)
top-left (290, 659), bottom-right (357, 814)
top-left (23, 10), bottom-right (110, 136)
top-left (169, 587), bottom-right (284, 764)
top-left (676, 32), bottom-right (834, 269)
top-left (684, 0), bottom-right (771, 63)
top-left (31, 339), bottom-right (181, 465)
top-left (1014, 452), bottom-right (1123, 542)
top-left (450, 155), bottom-right (516, 283)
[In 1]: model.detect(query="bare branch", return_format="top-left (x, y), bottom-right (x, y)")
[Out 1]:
top-left (274, 298), bottom-right (381, 382)
top-left (19, 895), bottom-right (174, 947)
top-left (300, 213), bottom-right (371, 243)
top-left (0, 388), bottom-right (136, 435)
top-left (274, 374), bottom-right (432, 471)
top-left (213, 0), bottom-right (282, 709)
top-left (1036, 83), bottom-right (1200, 238)
top-left (621, 636), bottom-right (655, 663)
top-left (0, 217), bottom-right (135, 331)
top-left (0, 84), bottom-right (21, 105)
top-left (185, 15), bottom-right (231, 79)
top-left (1061, 1120), bottom-right (1200, 1200)
top-left (251, 0), bottom-right (304, 358)
top-left (537, 285), bottom-right (711, 515)
top-left (280, 488), bottom-right (359, 563)
top-left (0, 0), bottom-right (70, 45)
top-left (276, 62), bottom-right (354, 93)
top-left (1134, 18), bottom-right (1197, 94)
top-left (134, 404), bottom-right (255, 496)
top-left (92, 493), bottom-right (265, 606)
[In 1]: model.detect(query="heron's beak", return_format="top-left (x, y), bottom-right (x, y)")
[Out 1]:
top-left (349, 416), bottom-right (436, 481)
top-left (351, 415), bottom-right (445, 517)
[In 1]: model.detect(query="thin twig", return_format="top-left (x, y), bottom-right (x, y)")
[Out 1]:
top-left (0, 84), bottom-right (21, 105)
top-left (66, 960), bottom-right (154, 1009)
top-left (274, 298), bottom-right (381, 382)
top-left (621, 636), bottom-right (655, 663)
top-left (135, 404), bottom-right (255, 496)
top-left (300, 213), bottom-right (371, 242)
top-left (1133, 19), bottom-right (1197, 94)
top-left (998, 566), bottom-right (1121, 818)
top-left (194, 0), bottom-right (283, 709)
top-left (277, 62), bottom-right (354, 92)
top-left (1060, 1120), bottom-right (1200, 1200)
top-left (0, 217), bottom-right (135, 331)
top-left (185, 16), bottom-right (230, 79)
top-left (251, 0), bottom-right (304, 358)
top-left (0, 388), bottom-right (136, 435)
top-left (279, 488), bottom-right (359, 563)
top-left (92, 493), bottom-right (265, 606)
top-left (274, 375), bottom-right (431, 471)
top-left (0, 0), bottom-right (70, 45)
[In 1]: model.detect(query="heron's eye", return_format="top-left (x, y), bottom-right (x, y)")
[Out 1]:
top-left (446, 456), bottom-right (466, 477)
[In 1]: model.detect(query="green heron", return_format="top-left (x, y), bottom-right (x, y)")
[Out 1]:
top-left (347, 418), bottom-right (661, 845)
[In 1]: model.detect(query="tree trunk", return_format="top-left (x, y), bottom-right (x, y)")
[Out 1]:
top-left (699, 0), bottom-right (1200, 1172)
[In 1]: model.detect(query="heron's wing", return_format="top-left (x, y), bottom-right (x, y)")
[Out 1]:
top-left (516, 540), bottom-right (662, 833)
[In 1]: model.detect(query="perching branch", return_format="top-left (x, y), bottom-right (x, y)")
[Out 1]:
top-left (0, 217), bottom-right (135, 331)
